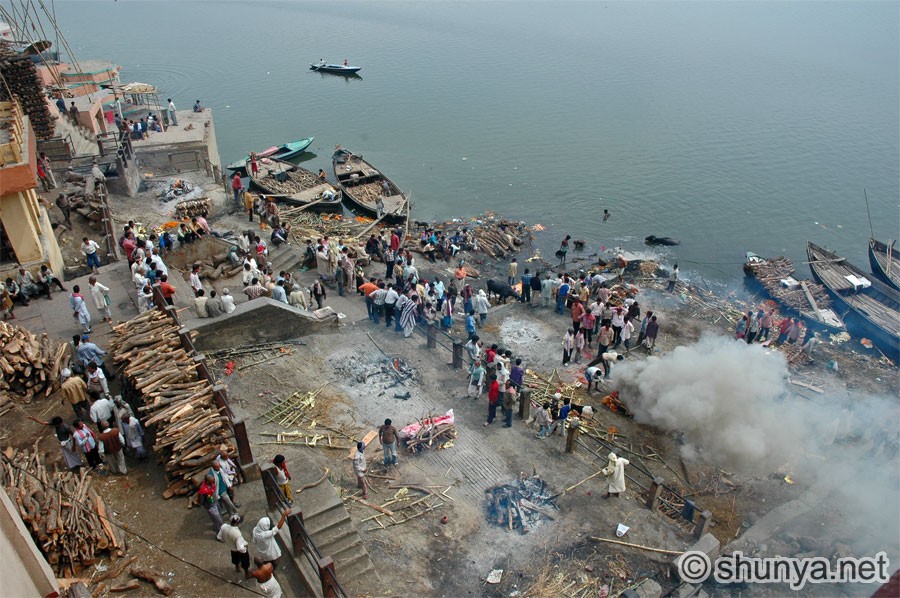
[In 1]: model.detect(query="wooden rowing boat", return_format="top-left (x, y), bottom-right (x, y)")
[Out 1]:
top-left (332, 147), bottom-right (408, 224)
top-left (226, 137), bottom-right (314, 171)
top-left (743, 251), bottom-right (844, 331)
top-left (249, 158), bottom-right (342, 213)
top-left (807, 241), bottom-right (900, 353)
top-left (868, 238), bottom-right (900, 291)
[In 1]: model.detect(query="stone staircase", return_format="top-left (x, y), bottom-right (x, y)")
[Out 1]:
top-left (53, 115), bottom-right (100, 158)
top-left (266, 242), bottom-right (305, 278)
top-left (267, 468), bottom-right (377, 596)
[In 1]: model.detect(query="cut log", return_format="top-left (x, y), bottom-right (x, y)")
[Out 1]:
top-left (131, 568), bottom-right (173, 596)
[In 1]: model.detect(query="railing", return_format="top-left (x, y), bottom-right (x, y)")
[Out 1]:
top-left (95, 181), bottom-right (118, 263)
top-left (260, 465), bottom-right (347, 598)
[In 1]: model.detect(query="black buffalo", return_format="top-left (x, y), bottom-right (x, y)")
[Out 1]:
top-left (645, 235), bottom-right (680, 246)
top-left (486, 279), bottom-right (521, 304)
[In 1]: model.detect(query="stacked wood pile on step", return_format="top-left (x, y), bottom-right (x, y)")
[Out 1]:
top-left (0, 320), bottom-right (68, 402)
top-left (173, 197), bottom-right (211, 220)
top-left (1, 444), bottom-right (127, 577)
top-left (0, 47), bottom-right (54, 140)
top-left (745, 256), bottom-right (833, 311)
top-left (110, 310), bottom-right (236, 498)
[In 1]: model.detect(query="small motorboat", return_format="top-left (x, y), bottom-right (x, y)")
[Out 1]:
top-left (226, 137), bottom-right (314, 172)
top-left (310, 62), bottom-right (362, 75)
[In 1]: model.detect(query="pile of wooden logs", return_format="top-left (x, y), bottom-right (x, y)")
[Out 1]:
top-left (1, 445), bottom-right (126, 576)
top-left (0, 47), bottom-right (54, 140)
top-left (745, 257), bottom-right (834, 311)
top-left (110, 310), bottom-right (236, 498)
top-left (0, 320), bottom-right (67, 402)
top-left (256, 167), bottom-right (319, 195)
top-left (173, 197), bottom-right (211, 220)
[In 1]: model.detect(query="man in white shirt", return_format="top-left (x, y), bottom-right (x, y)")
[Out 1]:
top-left (81, 237), bottom-right (101, 273)
top-left (383, 284), bottom-right (399, 328)
top-left (167, 98), bottom-right (178, 125)
top-left (217, 515), bottom-right (250, 579)
top-left (189, 264), bottom-right (203, 296)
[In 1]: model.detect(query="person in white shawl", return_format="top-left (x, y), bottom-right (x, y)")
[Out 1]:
top-left (474, 289), bottom-right (490, 325)
top-left (601, 452), bottom-right (629, 498)
top-left (252, 509), bottom-right (291, 569)
top-left (88, 276), bottom-right (112, 323)
top-left (221, 288), bottom-right (236, 313)
top-left (315, 246), bottom-right (330, 279)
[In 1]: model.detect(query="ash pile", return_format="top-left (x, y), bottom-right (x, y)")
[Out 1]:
top-left (485, 475), bottom-right (559, 533)
top-left (333, 353), bottom-right (415, 393)
top-left (153, 178), bottom-right (202, 202)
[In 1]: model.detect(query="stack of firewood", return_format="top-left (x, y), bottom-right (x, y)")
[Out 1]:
top-left (173, 197), bottom-right (211, 220)
top-left (1, 444), bottom-right (126, 576)
top-left (0, 321), bottom-right (68, 402)
top-left (0, 47), bottom-right (55, 140)
top-left (110, 310), bottom-right (236, 498)
top-left (746, 257), bottom-right (834, 311)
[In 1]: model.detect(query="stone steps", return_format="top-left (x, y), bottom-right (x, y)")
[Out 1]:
top-left (266, 467), bottom-right (378, 597)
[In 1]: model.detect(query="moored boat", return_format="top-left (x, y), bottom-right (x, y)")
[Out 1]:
top-left (249, 158), bottom-right (342, 213)
top-left (226, 137), bottom-right (314, 172)
top-left (332, 147), bottom-right (408, 223)
top-left (868, 238), bottom-right (900, 291)
top-left (743, 251), bottom-right (844, 331)
top-left (807, 241), bottom-right (900, 353)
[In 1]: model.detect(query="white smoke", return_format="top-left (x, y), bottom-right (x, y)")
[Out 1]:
top-left (616, 333), bottom-right (796, 472)
top-left (616, 333), bottom-right (900, 563)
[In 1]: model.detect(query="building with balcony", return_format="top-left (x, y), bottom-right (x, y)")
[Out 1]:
top-left (0, 100), bottom-right (64, 280)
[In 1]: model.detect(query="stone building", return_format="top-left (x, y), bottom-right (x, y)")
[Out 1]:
top-left (0, 100), bottom-right (64, 280)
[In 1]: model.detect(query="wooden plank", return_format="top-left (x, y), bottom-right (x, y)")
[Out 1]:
top-left (348, 429), bottom-right (378, 459)
top-left (799, 281), bottom-right (823, 322)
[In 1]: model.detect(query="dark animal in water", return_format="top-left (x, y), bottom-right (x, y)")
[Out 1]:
top-left (645, 235), bottom-right (680, 246)
top-left (573, 240), bottom-right (586, 249)
top-left (486, 279), bottom-right (521, 304)
top-left (414, 220), bottom-right (430, 230)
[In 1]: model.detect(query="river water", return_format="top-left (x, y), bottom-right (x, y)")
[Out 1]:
top-left (51, 0), bottom-right (899, 283)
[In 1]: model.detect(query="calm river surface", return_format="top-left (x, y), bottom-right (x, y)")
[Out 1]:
top-left (51, 0), bottom-right (900, 283)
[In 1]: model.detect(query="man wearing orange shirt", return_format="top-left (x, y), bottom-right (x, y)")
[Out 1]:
top-left (358, 278), bottom-right (379, 322)
top-left (159, 274), bottom-right (176, 306)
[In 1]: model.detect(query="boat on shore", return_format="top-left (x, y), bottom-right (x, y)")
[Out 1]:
top-left (310, 63), bottom-right (361, 75)
top-left (226, 137), bottom-right (315, 172)
top-left (332, 147), bottom-right (408, 223)
top-left (743, 251), bottom-right (844, 331)
top-left (868, 238), bottom-right (900, 291)
top-left (249, 158), bottom-right (342, 213)
top-left (806, 241), bottom-right (900, 353)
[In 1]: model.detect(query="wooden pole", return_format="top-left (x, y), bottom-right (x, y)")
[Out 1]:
top-left (588, 537), bottom-right (684, 556)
